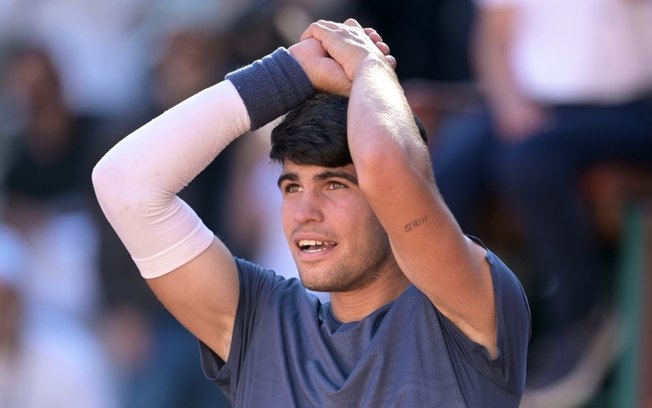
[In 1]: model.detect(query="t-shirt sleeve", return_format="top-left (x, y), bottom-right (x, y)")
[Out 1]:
top-left (438, 248), bottom-right (531, 395)
top-left (197, 257), bottom-right (285, 398)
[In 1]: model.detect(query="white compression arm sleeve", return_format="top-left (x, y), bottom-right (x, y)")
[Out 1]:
top-left (92, 81), bottom-right (250, 278)
top-left (93, 47), bottom-right (314, 279)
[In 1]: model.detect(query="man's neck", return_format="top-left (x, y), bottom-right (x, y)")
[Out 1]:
top-left (328, 270), bottom-right (410, 323)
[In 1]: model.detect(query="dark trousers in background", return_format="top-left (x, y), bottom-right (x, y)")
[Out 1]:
top-left (432, 96), bottom-right (652, 335)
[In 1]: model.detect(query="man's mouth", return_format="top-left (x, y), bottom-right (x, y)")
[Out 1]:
top-left (297, 240), bottom-right (337, 253)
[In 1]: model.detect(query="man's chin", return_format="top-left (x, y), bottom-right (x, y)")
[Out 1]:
top-left (298, 271), bottom-right (333, 293)
top-left (300, 278), bottom-right (330, 293)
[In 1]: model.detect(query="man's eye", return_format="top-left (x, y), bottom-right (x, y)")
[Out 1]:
top-left (327, 181), bottom-right (346, 190)
top-left (284, 184), bottom-right (302, 193)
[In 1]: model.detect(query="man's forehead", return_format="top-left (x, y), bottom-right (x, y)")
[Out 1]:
top-left (282, 161), bottom-right (354, 174)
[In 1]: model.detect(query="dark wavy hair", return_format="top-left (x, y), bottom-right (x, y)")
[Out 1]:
top-left (270, 93), bottom-right (428, 166)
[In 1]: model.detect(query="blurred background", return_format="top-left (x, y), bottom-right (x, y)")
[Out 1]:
top-left (0, 0), bottom-right (650, 407)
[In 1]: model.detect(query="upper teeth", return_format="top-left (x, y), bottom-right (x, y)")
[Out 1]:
top-left (298, 240), bottom-right (333, 247)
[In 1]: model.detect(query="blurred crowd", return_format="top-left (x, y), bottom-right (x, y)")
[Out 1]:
top-left (0, 1), bottom-right (650, 408)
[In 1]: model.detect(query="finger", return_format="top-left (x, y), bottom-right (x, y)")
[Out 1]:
top-left (364, 28), bottom-right (383, 44)
top-left (300, 20), bottom-right (336, 41)
top-left (375, 41), bottom-right (390, 56)
top-left (386, 55), bottom-right (397, 70)
top-left (301, 19), bottom-right (356, 43)
top-left (363, 28), bottom-right (391, 57)
top-left (343, 18), bottom-right (362, 28)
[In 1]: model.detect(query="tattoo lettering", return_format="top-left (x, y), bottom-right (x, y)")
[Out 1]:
top-left (404, 215), bottom-right (428, 233)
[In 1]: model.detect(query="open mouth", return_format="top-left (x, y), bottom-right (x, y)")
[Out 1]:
top-left (297, 240), bottom-right (337, 253)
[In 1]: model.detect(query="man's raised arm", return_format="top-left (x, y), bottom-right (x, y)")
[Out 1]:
top-left (301, 19), bottom-right (499, 357)
top-left (92, 48), bottom-right (315, 361)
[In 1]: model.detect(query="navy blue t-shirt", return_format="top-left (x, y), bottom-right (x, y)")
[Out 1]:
top-left (199, 249), bottom-right (530, 407)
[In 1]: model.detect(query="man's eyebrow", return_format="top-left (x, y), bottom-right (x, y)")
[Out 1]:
top-left (315, 170), bottom-right (358, 185)
top-left (277, 172), bottom-right (298, 189)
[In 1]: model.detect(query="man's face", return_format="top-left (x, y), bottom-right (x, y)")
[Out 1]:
top-left (278, 162), bottom-right (393, 292)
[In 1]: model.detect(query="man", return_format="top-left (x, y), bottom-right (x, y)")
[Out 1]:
top-left (93, 19), bottom-right (530, 407)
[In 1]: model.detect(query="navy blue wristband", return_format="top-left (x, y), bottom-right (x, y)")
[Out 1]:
top-left (225, 47), bottom-right (315, 130)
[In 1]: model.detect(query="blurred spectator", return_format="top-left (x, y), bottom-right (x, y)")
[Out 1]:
top-left (0, 224), bottom-right (116, 408)
top-left (431, 0), bottom-right (652, 406)
top-left (0, 0), bottom-right (150, 116)
top-left (0, 42), bottom-right (104, 322)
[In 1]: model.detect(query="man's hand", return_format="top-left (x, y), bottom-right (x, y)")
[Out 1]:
top-left (288, 37), bottom-right (351, 96)
top-left (289, 19), bottom-right (396, 96)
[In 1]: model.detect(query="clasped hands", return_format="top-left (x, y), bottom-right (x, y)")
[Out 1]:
top-left (288, 18), bottom-right (396, 96)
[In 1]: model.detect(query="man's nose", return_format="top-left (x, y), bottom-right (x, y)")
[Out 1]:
top-left (293, 191), bottom-right (324, 224)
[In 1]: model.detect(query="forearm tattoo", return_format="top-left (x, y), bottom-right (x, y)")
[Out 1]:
top-left (404, 215), bottom-right (428, 233)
